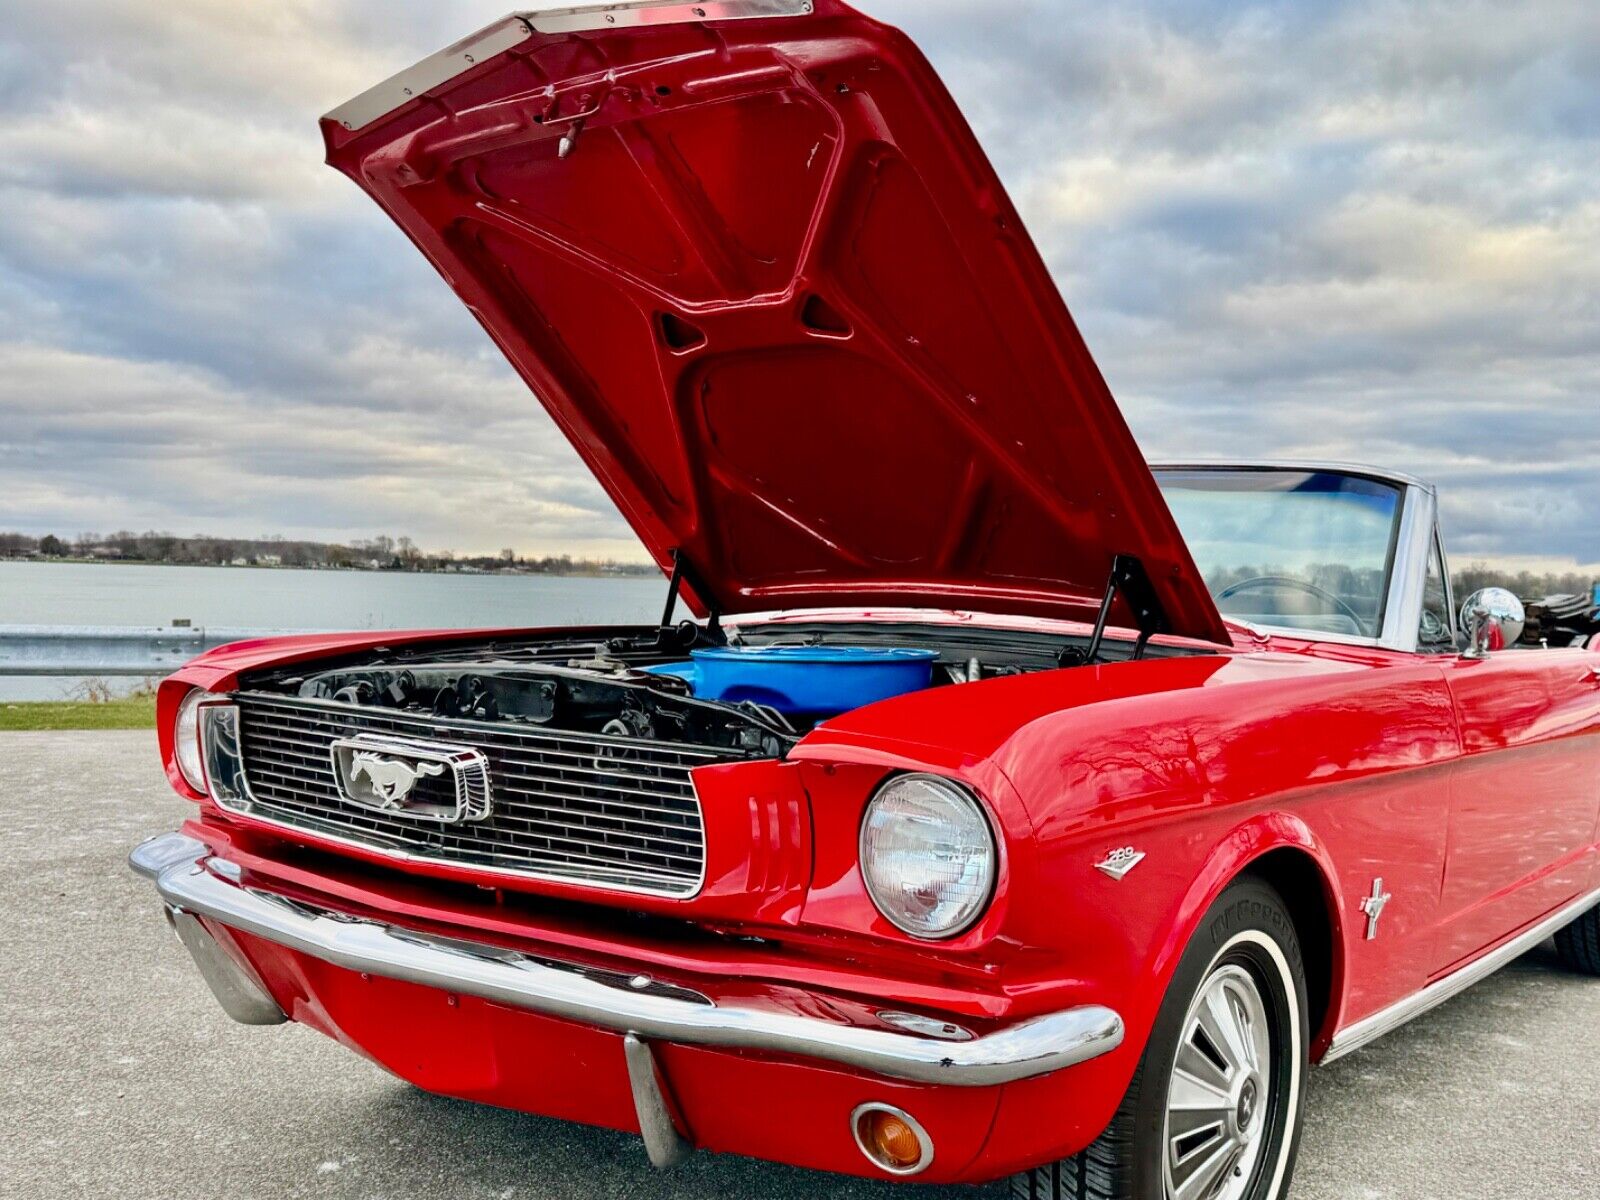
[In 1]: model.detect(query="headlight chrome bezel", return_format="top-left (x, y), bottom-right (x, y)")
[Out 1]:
top-left (173, 688), bottom-right (231, 796)
top-left (858, 773), bottom-right (998, 940)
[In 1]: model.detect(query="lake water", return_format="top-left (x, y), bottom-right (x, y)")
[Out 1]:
top-left (0, 562), bottom-right (664, 700)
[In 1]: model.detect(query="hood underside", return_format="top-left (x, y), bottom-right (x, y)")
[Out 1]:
top-left (323, 0), bottom-right (1229, 645)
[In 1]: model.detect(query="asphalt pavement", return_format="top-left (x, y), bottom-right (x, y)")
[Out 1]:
top-left (5, 730), bottom-right (1598, 1199)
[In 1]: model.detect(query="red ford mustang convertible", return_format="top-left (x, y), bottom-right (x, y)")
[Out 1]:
top-left (131, 4), bottom-right (1600, 1198)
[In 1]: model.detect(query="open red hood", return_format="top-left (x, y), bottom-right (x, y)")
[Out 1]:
top-left (323, 0), bottom-right (1228, 645)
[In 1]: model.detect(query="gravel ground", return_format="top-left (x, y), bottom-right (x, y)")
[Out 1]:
top-left (5, 730), bottom-right (1598, 1200)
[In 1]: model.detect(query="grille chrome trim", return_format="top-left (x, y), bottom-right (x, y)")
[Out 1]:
top-left (223, 693), bottom-right (718, 899)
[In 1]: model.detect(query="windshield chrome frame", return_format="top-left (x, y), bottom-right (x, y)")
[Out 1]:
top-left (1151, 462), bottom-right (1439, 655)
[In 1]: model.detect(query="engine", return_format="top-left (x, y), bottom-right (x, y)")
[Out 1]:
top-left (242, 623), bottom-right (1165, 756)
top-left (288, 660), bottom-right (796, 758)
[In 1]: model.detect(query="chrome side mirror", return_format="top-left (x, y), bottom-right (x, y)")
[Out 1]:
top-left (1460, 587), bottom-right (1525, 658)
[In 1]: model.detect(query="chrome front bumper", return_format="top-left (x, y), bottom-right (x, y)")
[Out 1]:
top-left (132, 832), bottom-right (1123, 1136)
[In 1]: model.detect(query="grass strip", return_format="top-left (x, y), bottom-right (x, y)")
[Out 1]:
top-left (0, 696), bottom-right (158, 731)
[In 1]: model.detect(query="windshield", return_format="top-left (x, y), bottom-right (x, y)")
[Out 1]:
top-left (1154, 469), bottom-right (1404, 639)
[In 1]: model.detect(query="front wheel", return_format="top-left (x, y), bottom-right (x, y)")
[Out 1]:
top-left (1014, 879), bottom-right (1309, 1200)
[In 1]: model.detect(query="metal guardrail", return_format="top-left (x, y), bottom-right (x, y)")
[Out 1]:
top-left (0, 625), bottom-right (290, 676)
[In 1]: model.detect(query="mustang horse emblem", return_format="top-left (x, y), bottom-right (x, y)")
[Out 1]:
top-left (347, 751), bottom-right (445, 808)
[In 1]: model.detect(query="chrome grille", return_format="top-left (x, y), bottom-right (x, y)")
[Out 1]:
top-left (230, 693), bottom-right (718, 897)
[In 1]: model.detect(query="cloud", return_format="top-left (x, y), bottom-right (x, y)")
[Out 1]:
top-left (864, 0), bottom-right (1600, 564)
top-left (0, 340), bottom-right (636, 556)
top-left (1, 0), bottom-right (1597, 570)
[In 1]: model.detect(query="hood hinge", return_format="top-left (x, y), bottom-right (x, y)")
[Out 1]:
top-left (660, 550), bottom-right (726, 647)
top-left (1071, 554), bottom-right (1172, 665)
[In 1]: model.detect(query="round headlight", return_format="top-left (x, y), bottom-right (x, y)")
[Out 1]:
top-left (173, 689), bottom-right (213, 794)
top-left (859, 775), bottom-right (996, 939)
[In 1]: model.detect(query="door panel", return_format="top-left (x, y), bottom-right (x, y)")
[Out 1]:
top-left (1437, 650), bottom-right (1600, 969)
top-left (1317, 759), bottom-right (1454, 1025)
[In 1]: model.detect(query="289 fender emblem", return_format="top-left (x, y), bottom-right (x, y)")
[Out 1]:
top-left (1094, 847), bottom-right (1146, 880)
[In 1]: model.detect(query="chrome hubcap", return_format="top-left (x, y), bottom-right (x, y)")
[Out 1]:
top-left (1163, 964), bottom-right (1273, 1200)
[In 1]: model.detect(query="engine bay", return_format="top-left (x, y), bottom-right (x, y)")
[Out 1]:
top-left (242, 621), bottom-right (1208, 757)
top-left (286, 659), bottom-right (800, 758)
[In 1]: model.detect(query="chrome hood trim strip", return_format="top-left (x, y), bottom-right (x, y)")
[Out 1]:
top-left (130, 832), bottom-right (1123, 1086)
top-left (525, 0), bottom-right (813, 35)
top-left (324, 18), bottom-right (534, 133)
top-left (324, 3), bottom-right (816, 133)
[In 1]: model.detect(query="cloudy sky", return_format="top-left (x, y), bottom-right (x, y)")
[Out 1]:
top-left (2, 1), bottom-right (1597, 568)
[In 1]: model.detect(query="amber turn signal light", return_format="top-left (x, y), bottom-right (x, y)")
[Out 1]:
top-left (851, 1103), bottom-right (933, 1175)
top-left (868, 1113), bottom-right (920, 1165)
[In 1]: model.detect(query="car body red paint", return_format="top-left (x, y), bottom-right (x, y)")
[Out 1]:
top-left (129, 1), bottom-right (1600, 1189)
top-left (147, 612), bottom-right (1600, 1182)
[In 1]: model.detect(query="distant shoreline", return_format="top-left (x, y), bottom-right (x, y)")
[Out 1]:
top-left (0, 557), bottom-right (658, 579)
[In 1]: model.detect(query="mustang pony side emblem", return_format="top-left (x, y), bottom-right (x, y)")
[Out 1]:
top-left (329, 734), bottom-right (493, 825)
top-left (348, 752), bottom-right (445, 807)
top-left (1360, 878), bottom-right (1393, 941)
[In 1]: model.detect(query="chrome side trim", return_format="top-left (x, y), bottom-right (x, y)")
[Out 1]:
top-left (166, 906), bottom-right (287, 1026)
top-left (129, 833), bottom-right (1124, 1086)
top-left (324, 17), bottom-right (534, 133)
top-left (623, 1035), bottom-right (694, 1168)
top-left (1324, 885), bottom-right (1600, 1063)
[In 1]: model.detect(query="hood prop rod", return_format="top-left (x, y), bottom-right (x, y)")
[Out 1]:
top-left (659, 550), bottom-right (726, 649)
top-left (1074, 554), bottom-right (1172, 665)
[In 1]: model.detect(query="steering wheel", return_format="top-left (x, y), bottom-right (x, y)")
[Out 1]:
top-left (1215, 575), bottom-right (1369, 635)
